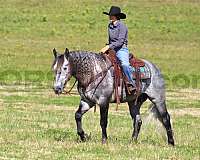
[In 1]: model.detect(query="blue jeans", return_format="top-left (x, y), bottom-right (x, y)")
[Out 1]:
top-left (116, 48), bottom-right (134, 84)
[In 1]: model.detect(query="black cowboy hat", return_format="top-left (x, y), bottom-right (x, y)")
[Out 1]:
top-left (103, 6), bottom-right (126, 19)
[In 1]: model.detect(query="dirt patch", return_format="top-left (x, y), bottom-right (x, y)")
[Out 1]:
top-left (167, 89), bottom-right (200, 101)
top-left (169, 108), bottom-right (200, 117)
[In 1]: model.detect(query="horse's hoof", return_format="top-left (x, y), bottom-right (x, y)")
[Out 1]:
top-left (85, 133), bottom-right (91, 140)
top-left (102, 138), bottom-right (107, 144)
top-left (80, 133), bottom-right (91, 142)
top-left (80, 136), bottom-right (86, 142)
top-left (131, 137), bottom-right (138, 143)
top-left (134, 139), bottom-right (138, 143)
top-left (168, 139), bottom-right (175, 146)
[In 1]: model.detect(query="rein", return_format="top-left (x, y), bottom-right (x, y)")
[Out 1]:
top-left (89, 65), bottom-right (112, 97)
top-left (63, 54), bottom-right (87, 95)
top-left (61, 53), bottom-right (112, 98)
top-left (63, 79), bottom-right (77, 95)
top-left (86, 65), bottom-right (112, 88)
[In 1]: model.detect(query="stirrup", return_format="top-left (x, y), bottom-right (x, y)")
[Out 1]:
top-left (127, 82), bottom-right (136, 92)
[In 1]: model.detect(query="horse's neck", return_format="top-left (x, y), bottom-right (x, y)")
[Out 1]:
top-left (69, 51), bottom-right (106, 87)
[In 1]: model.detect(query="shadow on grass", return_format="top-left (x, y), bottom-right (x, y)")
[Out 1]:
top-left (45, 128), bottom-right (76, 142)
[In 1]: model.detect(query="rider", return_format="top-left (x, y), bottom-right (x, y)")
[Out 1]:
top-left (100, 6), bottom-right (136, 90)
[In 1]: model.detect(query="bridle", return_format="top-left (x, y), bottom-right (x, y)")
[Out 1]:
top-left (62, 55), bottom-right (112, 96)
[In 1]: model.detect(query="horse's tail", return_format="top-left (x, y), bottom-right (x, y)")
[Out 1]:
top-left (143, 103), bottom-right (161, 126)
top-left (142, 103), bottom-right (166, 141)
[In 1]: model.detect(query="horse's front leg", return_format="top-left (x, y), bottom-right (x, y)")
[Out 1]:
top-left (75, 100), bottom-right (93, 142)
top-left (128, 94), bottom-right (147, 142)
top-left (99, 103), bottom-right (109, 144)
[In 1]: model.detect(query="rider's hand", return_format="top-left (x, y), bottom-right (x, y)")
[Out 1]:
top-left (100, 45), bottom-right (109, 53)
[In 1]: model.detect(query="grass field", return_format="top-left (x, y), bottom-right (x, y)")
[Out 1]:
top-left (0, 0), bottom-right (200, 159)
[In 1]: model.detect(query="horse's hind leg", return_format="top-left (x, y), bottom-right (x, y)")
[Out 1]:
top-left (75, 100), bottom-right (93, 142)
top-left (128, 94), bottom-right (147, 141)
top-left (151, 99), bottom-right (175, 146)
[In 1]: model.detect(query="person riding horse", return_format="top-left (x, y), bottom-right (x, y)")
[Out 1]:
top-left (51, 5), bottom-right (175, 145)
top-left (100, 6), bottom-right (136, 90)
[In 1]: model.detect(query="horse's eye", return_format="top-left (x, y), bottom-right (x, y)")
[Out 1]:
top-left (63, 67), bottom-right (67, 71)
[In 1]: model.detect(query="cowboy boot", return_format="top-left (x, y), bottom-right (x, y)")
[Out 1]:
top-left (122, 65), bottom-right (136, 92)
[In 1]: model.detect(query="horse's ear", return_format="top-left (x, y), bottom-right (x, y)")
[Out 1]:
top-left (53, 48), bottom-right (57, 58)
top-left (64, 48), bottom-right (69, 58)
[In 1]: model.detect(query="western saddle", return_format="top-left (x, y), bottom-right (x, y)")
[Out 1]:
top-left (103, 49), bottom-right (145, 106)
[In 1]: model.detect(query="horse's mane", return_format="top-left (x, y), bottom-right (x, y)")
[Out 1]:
top-left (69, 50), bottom-right (107, 69)
top-left (69, 50), bottom-right (105, 62)
top-left (68, 50), bottom-right (108, 85)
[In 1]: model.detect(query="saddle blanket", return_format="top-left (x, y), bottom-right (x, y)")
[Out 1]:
top-left (130, 65), bottom-right (151, 80)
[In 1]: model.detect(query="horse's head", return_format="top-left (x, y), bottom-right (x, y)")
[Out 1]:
top-left (51, 48), bottom-right (72, 95)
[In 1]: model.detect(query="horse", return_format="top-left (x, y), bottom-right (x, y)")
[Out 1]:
top-left (51, 48), bottom-right (175, 146)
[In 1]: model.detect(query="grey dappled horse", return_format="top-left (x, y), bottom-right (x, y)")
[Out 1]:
top-left (51, 48), bottom-right (174, 145)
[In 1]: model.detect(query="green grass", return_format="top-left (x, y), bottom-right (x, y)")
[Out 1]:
top-left (0, 87), bottom-right (200, 159)
top-left (0, 0), bottom-right (200, 159)
top-left (0, 0), bottom-right (200, 88)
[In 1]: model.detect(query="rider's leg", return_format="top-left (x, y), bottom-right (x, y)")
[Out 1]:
top-left (121, 65), bottom-right (134, 83)
top-left (116, 48), bottom-right (135, 86)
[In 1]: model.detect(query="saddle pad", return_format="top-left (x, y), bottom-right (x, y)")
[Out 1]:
top-left (131, 65), bottom-right (151, 80)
